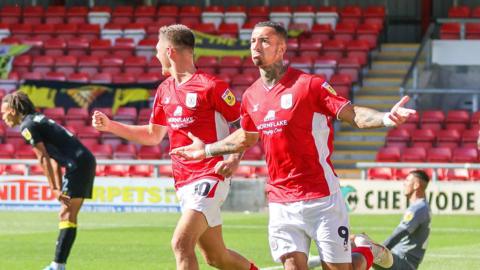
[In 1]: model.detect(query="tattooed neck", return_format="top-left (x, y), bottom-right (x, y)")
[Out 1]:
top-left (260, 61), bottom-right (287, 88)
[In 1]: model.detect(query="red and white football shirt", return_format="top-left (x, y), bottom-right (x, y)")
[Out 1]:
top-left (240, 67), bottom-right (350, 203)
top-left (150, 70), bottom-right (240, 189)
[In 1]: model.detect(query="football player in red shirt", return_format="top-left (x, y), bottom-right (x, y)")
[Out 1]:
top-left (171, 21), bottom-right (415, 270)
top-left (93, 24), bottom-right (257, 270)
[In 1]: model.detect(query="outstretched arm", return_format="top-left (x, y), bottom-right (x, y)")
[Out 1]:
top-left (338, 96), bottom-right (416, 129)
top-left (92, 110), bottom-right (167, 146)
top-left (170, 129), bottom-right (259, 160)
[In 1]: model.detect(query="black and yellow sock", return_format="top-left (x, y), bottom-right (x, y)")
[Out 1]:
top-left (54, 221), bottom-right (77, 264)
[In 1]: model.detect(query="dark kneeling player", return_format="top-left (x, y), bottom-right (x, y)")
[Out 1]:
top-left (1, 91), bottom-right (96, 270)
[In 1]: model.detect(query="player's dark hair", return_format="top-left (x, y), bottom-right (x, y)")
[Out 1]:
top-left (159, 24), bottom-right (195, 50)
top-left (409, 170), bottom-right (430, 184)
top-left (2, 91), bottom-right (36, 116)
top-left (254, 21), bottom-right (288, 41)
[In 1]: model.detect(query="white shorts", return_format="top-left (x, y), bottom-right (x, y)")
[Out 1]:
top-left (268, 191), bottom-right (351, 263)
top-left (177, 178), bottom-right (230, 227)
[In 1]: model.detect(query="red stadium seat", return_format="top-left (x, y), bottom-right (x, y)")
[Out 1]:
top-left (364, 5), bottom-right (385, 26)
top-left (31, 56), bottom-right (54, 75)
top-left (329, 74), bottom-right (352, 99)
top-left (54, 55), bottom-right (77, 76)
top-left (95, 165), bottom-right (106, 176)
top-left (138, 145), bottom-right (162, 159)
top-left (421, 110), bottom-right (445, 124)
top-left (111, 6), bottom-right (133, 24)
top-left (112, 73), bottom-right (136, 84)
top-left (218, 23), bottom-right (239, 38)
top-left (67, 37), bottom-right (90, 57)
top-left (159, 165), bottom-right (173, 177)
top-left (0, 143), bottom-right (15, 158)
top-left (77, 24), bottom-right (101, 41)
top-left (290, 56), bottom-right (314, 73)
top-left (87, 143), bottom-right (113, 159)
top-left (23, 6), bottom-right (44, 25)
top-left (90, 39), bottom-right (112, 57)
top-left (218, 56), bottom-right (242, 75)
top-left (0, 6), bottom-right (21, 24)
top-left (136, 72), bottom-right (163, 84)
top-left (224, 6), bottom-right (247, 29)
top-left (45, 6), bottom-right (66, 24)
top-left (446, 110), bottom-right (470, 124)
top-left (411, 129), bottom-right (435, 143)
top-left (43, 107), bottom-right (65, 124)
top-left (333, 22), bottom-right (357, 42)
top-left (337, 58), bottom-right (361, 83)
top-left (89, 72), bottom-right (111, 84)
top-left (436, 129), bottom-right (461, 143)
top-left (311, 23), bottom-right (333, 41)
top-left (157, 5), bottom-right (179, 19)
top-left (368, 168), bottom-right (394, 180)
top-left (440, 23), bottom-right (461, 39)
top-left (448, 6), bottom-right (470, 18)
top-left (112, 37), bottom-right (135, 58)
top-left (426, 147), bottom-right (452, 162)
top-left (16, 145), bottom-right (36, 159)
top-left (298, 38), bottom-right (323, 58)
top-left (322, 40), bottom-right (346, 59)
top-left (147, 57), bottom-right (163, 74)
top-left (346, 40), bottom-right (370, 66)
top-left (113, 144), bottom-right (137, 159)
top-left (401, 147), bottom-right (427, 162)
top-left (466, 23), bottom-right (480, 39)
top-left (77, 56), bottom-right (100, 76)
top-left (340, 5), bottom-right (362, 25)
top-left (44, 72), bottom-right (66, 81)
top-left (113, 107), bottom-right (137, 124)
top-left (10, 23), bottom-right (32, 40)
top-left (134, 5), bottom-right (156, 24)
top-left (461, 129), bottom-right (479, 144)
top-left (123, 56), bottom-right (147, 75)
top-left (12, 55), bottom-right (32, 75)
top-left (67, 6), bottom-right (88, 24)
top-left (101, 56), bottom-right (123, 74)
top-left (313, 56), bottom-right (337, 80)
top-left (446, 169), bottom-right (470, 181)
top-left (394, 168), bottom-right (418, 180)
top-left (357, 23), bottom-right (381, 49)
top-left (4, 164), bottom-right (27, 175)
top-left (129, 165), bottom-right (154, 177)
top-left (55, 24), bottom-right (78, 40)
top-left (452, 147), bottom-right (478, 163)
top-left (105, 165), bottom-right (130, 176)
top-left (29, 164), bottom-right (45, 175)
top-left (65, 108), bottom-right (89, 124)
top-left (375, 147), bottom-right (401, 162)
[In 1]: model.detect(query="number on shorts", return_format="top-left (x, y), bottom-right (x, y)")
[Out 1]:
top-left (194, 182), bottom-right (211, 197)
top-left (338, 226), bottom-right (349, 246)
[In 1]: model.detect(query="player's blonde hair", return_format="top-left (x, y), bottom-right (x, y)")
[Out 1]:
top-left (159, 24), bottom-right (195, 50)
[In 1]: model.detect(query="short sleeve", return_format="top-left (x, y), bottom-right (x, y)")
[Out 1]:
top-left (240, 99), bottom-right (258, 132)
top-left (310, 76), bottom-right (350, 118)
top-left (398, 208), bottom-right (424, 234)
top-left (21, 121), bottom-right (42, 146)
top-left (210, 79), bottom-right (240, 122)
top-left (149, 86), bottom-right (167, 126)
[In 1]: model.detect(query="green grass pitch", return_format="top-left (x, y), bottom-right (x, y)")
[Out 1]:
top-left (0, 211), bottom-right (479, 269)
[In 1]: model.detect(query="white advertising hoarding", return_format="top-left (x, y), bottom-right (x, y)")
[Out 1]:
top-left (340, 180), bottom-right (480, 215)
top-left (0, 176), bottom-right (180, 212)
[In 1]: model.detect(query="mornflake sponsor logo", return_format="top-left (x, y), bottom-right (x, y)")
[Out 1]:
top-left (0, 180), bottom-right (56, 201)
top-left (167, 116), bottom-right (195, 129)
top-left (256, 120), bottom-right (288, 130)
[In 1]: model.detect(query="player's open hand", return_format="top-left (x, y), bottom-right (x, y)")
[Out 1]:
top-left (384, 96), bottom-right (417, 127)
top-left (214, 157), bottom-right (240, 178)
top-left (92, 110), bottom-right (111, 132)
top-left (170, 132), bottom-right (207, 160)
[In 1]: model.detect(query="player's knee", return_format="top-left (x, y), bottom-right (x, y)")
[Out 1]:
top-left (203, 252), bottom-right (225, 268)
top-left (170, 235), bottom-right (195, 256)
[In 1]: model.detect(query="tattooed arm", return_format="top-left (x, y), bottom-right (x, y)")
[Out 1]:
top-left (170, 129), bottom-right (259, 160)
top-left (338, 96), bottom-right (416, 129)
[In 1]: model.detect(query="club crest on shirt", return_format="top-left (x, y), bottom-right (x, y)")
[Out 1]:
top-left (264, 110), bottom-right (276, 121)
top-left (322, 82), bottom-right (337, 95)
top-left (252, 104), bottom-right (259, 112)
top-left (163, 96), bottom-right (171, 104)
top-left (221, 89), bottom-right (236, 106)
top-left (281, 94), bottom-right (293, 109)
top-left (185, 93), bottom-right (197, 108)
top-left (173, 106), bottom-right (183, 116)
top-left (21, 128), bottom-right (32, 141)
